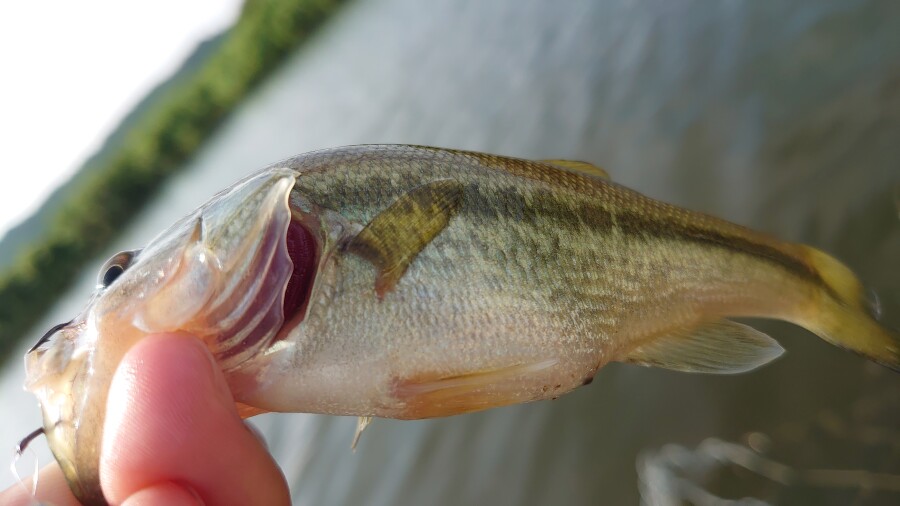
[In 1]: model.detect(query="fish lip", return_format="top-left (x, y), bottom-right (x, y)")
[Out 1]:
top-left (28, 319), bottom-right (73, 353)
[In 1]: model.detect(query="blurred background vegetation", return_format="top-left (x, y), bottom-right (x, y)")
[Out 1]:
top-left (0, 0), bottom-right (344, 365)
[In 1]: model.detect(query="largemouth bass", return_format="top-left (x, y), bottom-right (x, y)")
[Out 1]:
top-left (23, 145), bottom-right (899, 504)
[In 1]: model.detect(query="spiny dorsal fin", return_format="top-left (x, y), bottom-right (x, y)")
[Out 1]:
top-left (623, 320), bottom-right (784, 374)
top-left (542, 159), bottom-right (610, 180)
top-left (346, 179), bottom-right (464, 299)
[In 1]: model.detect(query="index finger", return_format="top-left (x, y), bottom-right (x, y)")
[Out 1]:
top-left (100, 333), bottom-right (290, 505)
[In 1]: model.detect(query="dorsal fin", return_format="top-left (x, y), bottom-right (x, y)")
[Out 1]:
top-left (346, 179), bottom-right (464, 299)
top-left (622, 319), bottom-right (784, 374)
top-left (542, 159), bottom-right (610, 180)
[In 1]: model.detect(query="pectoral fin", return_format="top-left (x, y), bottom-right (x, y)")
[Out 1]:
top-left (346, 179), bottom-right (464, 298)
top-left (542, 159), bottom-right (610, 180)
top-left (623, 320), bottom-right (784, 374)
top-left (236, 402), bottom-right (268, 418)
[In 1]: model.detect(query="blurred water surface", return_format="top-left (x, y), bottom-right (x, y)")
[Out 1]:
top-left (2, 0), bottom-right (898, 503)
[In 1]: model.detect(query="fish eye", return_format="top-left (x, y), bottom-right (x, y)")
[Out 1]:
top-left (102, 264), bottom-right (125, 287)
top-left (97, 250), bottom-right (140, 288)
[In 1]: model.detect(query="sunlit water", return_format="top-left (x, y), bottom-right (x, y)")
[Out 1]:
top-left (2, 0), bottom-right (898, 503)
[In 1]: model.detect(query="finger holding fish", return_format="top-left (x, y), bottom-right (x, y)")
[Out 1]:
top-left (4, 333), bottom-right (289, 505)
top-left (99, 333), bottom-right (288, 506)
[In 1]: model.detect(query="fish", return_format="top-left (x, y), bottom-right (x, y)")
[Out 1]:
top-left (22, 145), bottom-right (899, 504)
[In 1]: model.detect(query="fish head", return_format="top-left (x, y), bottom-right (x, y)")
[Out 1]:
top-left (23, 168), bottom-right (306, 503)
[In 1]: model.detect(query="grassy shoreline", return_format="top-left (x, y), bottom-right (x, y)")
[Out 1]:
top-left (0, 0), bottom-right (345, 366)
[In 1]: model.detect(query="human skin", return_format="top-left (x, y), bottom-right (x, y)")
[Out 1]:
top-left (1, 333), bottom-right (290, 506)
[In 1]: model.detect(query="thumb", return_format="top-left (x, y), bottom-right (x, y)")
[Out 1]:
top-left (100, 333), bottom-right (289, 505)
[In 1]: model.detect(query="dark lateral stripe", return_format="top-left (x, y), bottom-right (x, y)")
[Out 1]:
top-left (462, 183), bottom-right (831, 296)
top-left (602, 195), bottom-right (831, 295)
top-left (651, 218), bottom-right (825, 287)
top-left (294, 146), bottom-right (831, 296)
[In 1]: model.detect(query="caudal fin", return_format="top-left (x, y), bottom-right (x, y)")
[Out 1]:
top-left (801, 246), bottom-right (900, 371)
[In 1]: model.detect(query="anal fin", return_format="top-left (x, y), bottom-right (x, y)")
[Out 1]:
top-left (623, 320), bottom-right (784, 374)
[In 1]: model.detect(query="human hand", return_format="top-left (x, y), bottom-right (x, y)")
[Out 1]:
top-left (1, 333), bottom-right (290, 505)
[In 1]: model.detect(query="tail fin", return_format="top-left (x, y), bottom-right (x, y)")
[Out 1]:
top-left (801, 246), bottom-right (900, 371)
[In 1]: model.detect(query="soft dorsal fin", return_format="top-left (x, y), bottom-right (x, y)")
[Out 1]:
top-left (346, 179), bottom-right (464, 299)
top-left (622, 320), bottom-right (784, 374)
top-left (542, 159), bottom-right (610, 180)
